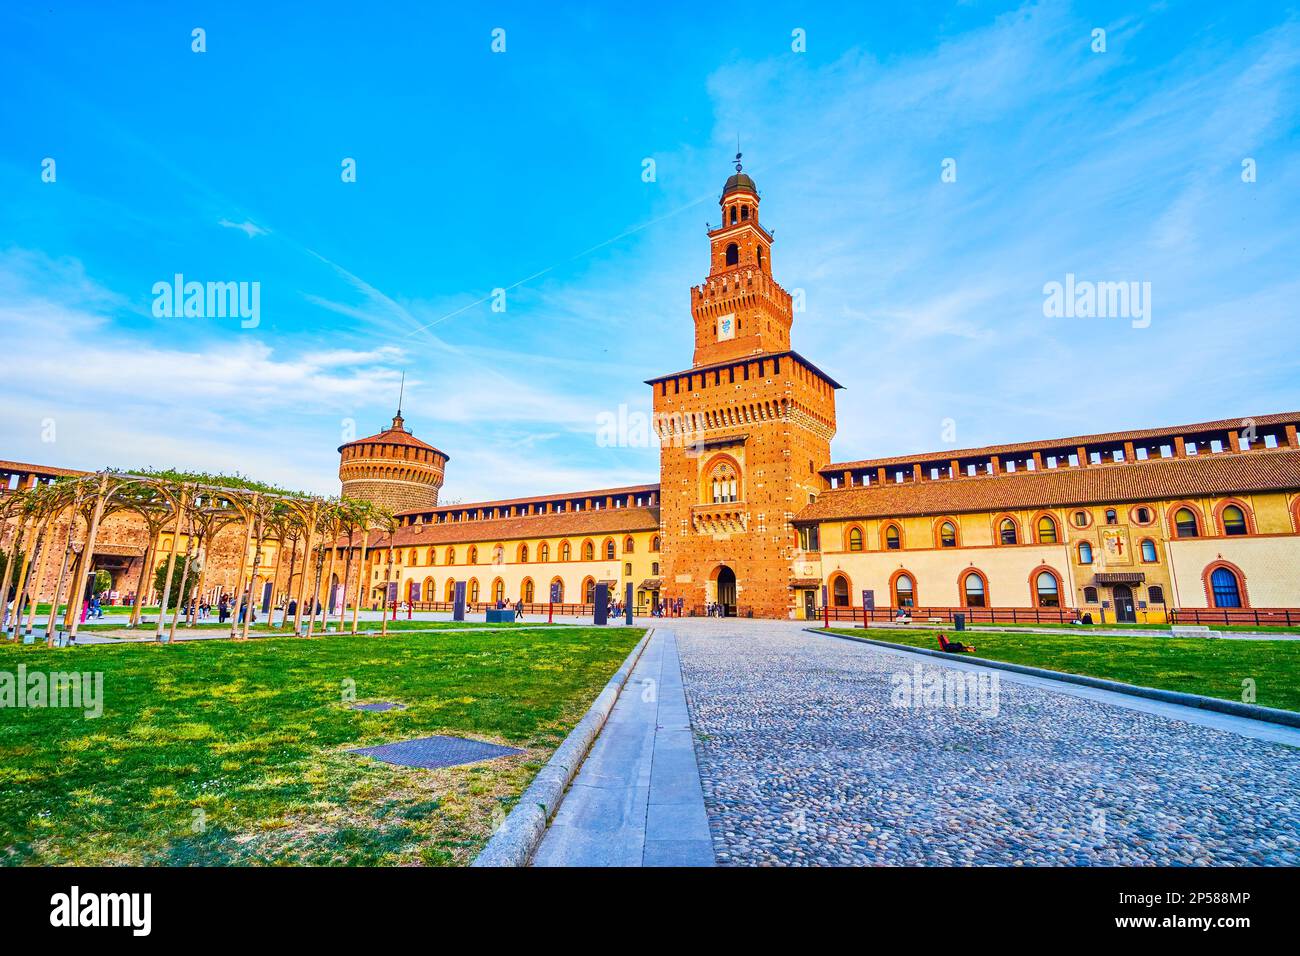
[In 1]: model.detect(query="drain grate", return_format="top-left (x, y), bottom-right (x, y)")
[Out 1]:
top-left (352, 701), bottom-right (406, 712)
top-left (349, 735), bottom-right (523, 769)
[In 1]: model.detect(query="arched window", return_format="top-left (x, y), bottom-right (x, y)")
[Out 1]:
top-left (583, 577), bottom-right (596, 603)
top-left (651, 535), bottom-right (661, 552)
top-left (446, 547), bottom-right (456, 565)
top-left (1174, 508), bottom-right (1200, 538)
top-left (847, 527), bottom-right (863, 552)
top-left (1083, 586), bottom-right (1098, 603)
top-left (725, 243), bottom-right (739, 266)
top-left (561, 541), bottom-right (572, 561)
top-left (604, 539), bottom-right (616, 560)
top-left (624, 536), bottom-right (635, 553)
top-left (518, 543), bottom-right (529, 563)
top-left (893, 573), bottom-right (915, 608)
top-left (729, 206), bottom-right (737, 225)
top-left (522, 579), bottom-right (535, 603)
top-left (1147, 585), bottom-right (1165, 605)
top-left (1034, 570), bottom-right (1061, 607)
top-left (1078, 542), bottom-right (1093, 564)
top-left (539, 542), bottom-right (550, 562)
top-left (492, 578), bottom-right (505, 603)
top-left (583, 540), bottom-right (595, 561)
top-left (1105, 509), bottom-right (1118, 525)
top-left (1210, 567), bottom-right (1242, 608)
top-left (709, 460), bottom-right (739, 503)
top-left (468, 579), bottom-right (480, 603)
top-left (756, 247), bottom-right (764, 270)
top-left (831, 575), bottom-right (850, 607)
top-left (1140, 539), bottom-right (1157, 562)
top-left (740, 205), bottom-right (749, 221)
top-left (999, 518), bottom-right (1018, 545)
top-left (1072, 510), bottom-right (1090, 528)
top-left (427, 548), bottom-right (436, 565)
top-left (408, 549), bottom-right (418, 565)
top-left (468, 546), bottom-right (479, 564)
top-left (1036, 515), bottom-right (1058, 544)
top-left (444, 579), bottom-right (455, 602)
top-left (961, 571), bottom-right (986, 608)
top-left (883, 524), bottom-right (901, 550)
top-left (1221, 505), bottom-right (1248, 536)
top-left (551, 578), bottom-right (564, 602)
top-left (939, 521), bottom-right (957, 548)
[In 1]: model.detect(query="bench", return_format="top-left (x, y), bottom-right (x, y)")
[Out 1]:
top-left (927, 617), bottom-right (945, 625)
top-left (1170, 625), bottom-right (1221, 639)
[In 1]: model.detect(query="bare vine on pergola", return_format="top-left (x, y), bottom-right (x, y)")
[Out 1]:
top-left (0, 470), bottom-right (387, 647)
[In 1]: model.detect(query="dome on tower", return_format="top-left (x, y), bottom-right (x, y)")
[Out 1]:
top-left (723, 170), bottom-right (757, 195)
top-left (722, 149), bottom-right (757, 197)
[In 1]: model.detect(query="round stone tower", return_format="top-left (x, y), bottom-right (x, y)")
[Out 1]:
top-left (338, 410), bottom-right (448, 513)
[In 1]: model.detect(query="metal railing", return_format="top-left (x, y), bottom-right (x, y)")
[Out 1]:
top-left (820, 605), bottom-right (1082, 625)
top-left (1170, 607), bottom-right (1300, 627)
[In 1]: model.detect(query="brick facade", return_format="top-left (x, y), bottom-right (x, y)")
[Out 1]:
top-left (650, 160), bottom-right (839, 617)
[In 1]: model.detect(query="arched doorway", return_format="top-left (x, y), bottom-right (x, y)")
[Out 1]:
top-left (1113, 583), bottom-right (1136, 623)
top-left (716, 565), bottom-right (737, 616)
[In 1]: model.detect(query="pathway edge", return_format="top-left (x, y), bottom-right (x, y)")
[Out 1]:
top-left (808, 627), bottom-right (1300, 730)
top-left (472, 626), bottom-right (655, 867)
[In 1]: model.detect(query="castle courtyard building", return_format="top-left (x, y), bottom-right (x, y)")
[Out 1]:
top-left (6, 162), bottom-right (1300, 625)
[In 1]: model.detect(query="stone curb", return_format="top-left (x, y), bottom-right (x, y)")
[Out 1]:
top-left (472, 627), bottom-right (656, 867)
top-left (807, 627), bottom-right (1300, 730)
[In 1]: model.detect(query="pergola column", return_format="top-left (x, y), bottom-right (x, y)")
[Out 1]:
top-left (155, 488), bottom-right (187, 643)
top-left (67, 476), bottom-right (109, 642)
top-left (19, 518), bottom-right (52, 638)
top-left (229, 497), bottom-right (256, 639)
top-left (45, 502), bottom-right (80, 645)
top-left (294, 520), bottom-right (316, 635)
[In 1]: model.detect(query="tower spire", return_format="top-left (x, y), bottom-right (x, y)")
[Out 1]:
top-left (391, 371), bottom-right (407, 432)
top-left (735, 135), bottom-right (742, 172)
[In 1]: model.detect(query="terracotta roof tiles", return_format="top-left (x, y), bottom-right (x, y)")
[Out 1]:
top-left (825, 412), bottom-right (1300, 474)
top-left (349, 505), bottom-right (661, 549)
top-left (797, 448), bottom-right (1300, 523)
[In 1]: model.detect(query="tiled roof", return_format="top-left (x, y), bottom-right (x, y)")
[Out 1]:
top-left (346, 506), bottom-right (661, 549)
top-left (341, 426), bottom-right (445, 455)
top-left (796, 448), bottom-right (1300, 523)
top-left (0, 459), bottom-right (89, 478)
top-left (825, 412), bottom-right (1300, 474)
top-left (396, 483), bottom-right (660, 518)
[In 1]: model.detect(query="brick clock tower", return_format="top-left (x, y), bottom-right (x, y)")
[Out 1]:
top-left (650, 155), bottom-right (840, 618)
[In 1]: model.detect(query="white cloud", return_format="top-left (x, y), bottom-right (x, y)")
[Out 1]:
top-left (218, 218), bottom-right (268, 239)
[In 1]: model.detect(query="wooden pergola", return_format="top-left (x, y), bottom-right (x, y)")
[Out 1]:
top-left (0, 471), bottom-right (390, 646)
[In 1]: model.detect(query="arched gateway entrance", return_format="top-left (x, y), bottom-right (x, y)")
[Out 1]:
top-left (715, 565), bottom-right (737, 617)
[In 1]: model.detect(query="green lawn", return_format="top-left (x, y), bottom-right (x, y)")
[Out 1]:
top-left (0, 626), bottom-right (641, 865)
top-left (827, 627), bottom-right (1300, 714)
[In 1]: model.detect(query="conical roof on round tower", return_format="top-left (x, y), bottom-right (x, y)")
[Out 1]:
top-left (338, 410), bottom-right (449, 512)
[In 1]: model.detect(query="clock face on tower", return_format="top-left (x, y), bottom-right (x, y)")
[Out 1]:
top-left (718, 312), bottom-right (735, 341)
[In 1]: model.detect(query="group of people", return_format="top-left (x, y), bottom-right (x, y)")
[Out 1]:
top-left (651, 597), bottom-right (686, 617)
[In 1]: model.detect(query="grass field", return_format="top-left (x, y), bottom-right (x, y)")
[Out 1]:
top-left (0, 626), bottom-right (641, 865)
top-left (829, 627), bottom-right (1300, 713)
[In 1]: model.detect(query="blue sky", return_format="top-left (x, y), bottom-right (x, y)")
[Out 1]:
top-left (1, 1), bottom-right (1297, 500)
